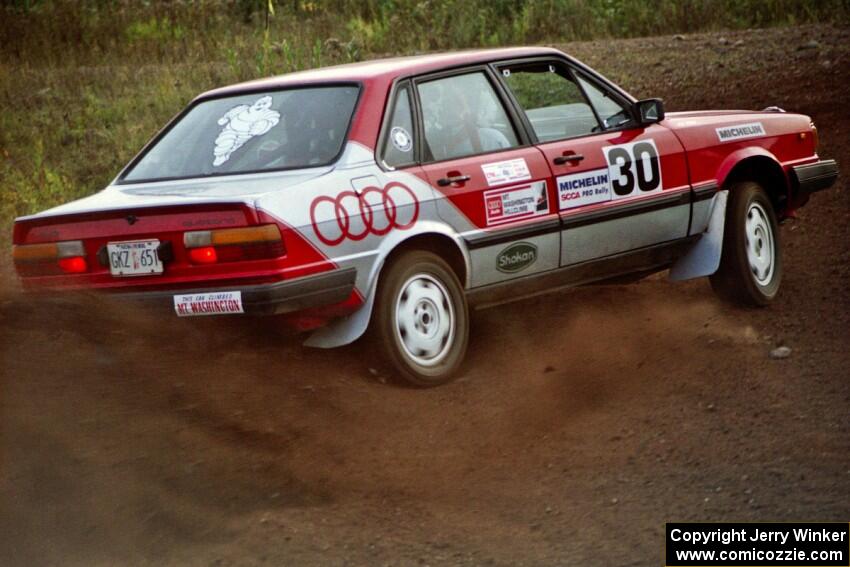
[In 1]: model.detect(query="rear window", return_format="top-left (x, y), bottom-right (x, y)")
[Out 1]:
top-left (122, 85), bottom-right (360, 183)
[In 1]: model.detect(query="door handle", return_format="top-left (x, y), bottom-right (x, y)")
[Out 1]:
top-left (437, 175), bottom-right (471, 187)
top-left (553, 154), bottom-right (584, 165)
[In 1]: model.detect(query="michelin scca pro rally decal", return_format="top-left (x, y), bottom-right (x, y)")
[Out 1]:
top-left (481, 158), bottom-right (532, 187)
top-left (309, 182), bottom-right (419, 246)
top-left (496, 242), bottom-right (537, 273)
top-left (213, 95), bottom-right (281, 166)
top-left (716, 122), bottom-right (765, 143)
top-left (484, 181), bottom-right (549, 226)
top-left (557, 169), bottom-right (611, 210)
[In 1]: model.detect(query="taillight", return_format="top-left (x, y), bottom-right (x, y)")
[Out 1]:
top-left (811, 122), bottom-right (819, 152)
top-left (183, 224), bottom-right (284, 264)
top-left (12, 240), bottom-right (89, 275)
top-left (188, 246), bottom-right (218, 264)
top-left (58, 256), bottom-right (88, 273)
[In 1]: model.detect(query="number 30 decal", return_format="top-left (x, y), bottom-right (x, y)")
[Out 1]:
top-left (603, 139), bottom-right (662, 199)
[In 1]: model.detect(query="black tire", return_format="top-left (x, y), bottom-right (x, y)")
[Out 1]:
top-left (371, 250), bottom-right (469, 387)
top-left (710, 181), bottom-right (782, 306)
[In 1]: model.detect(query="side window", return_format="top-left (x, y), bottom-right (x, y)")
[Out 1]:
top-left (501, 62), bottom-right (599, 141)
top-left (576, 74), bottom-right (636, 130)
top-left (381, 85), bottom-right (416, 169)
top-left (417, 72), bottom-right (519, 162)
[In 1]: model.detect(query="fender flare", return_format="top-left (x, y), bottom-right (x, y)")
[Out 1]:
top-left (716, 146), bottom-right (790, 199)
top-left (304, 222), bottom-right (470, 348)
top-left (715, 146), bottom-right (782, 187)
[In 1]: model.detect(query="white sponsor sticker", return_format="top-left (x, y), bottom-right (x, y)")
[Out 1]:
top-left (481, 158), bottom-right (532, 187)
top-left (556, 168), bottom-right (612, 210)
top-left (603, 138), bottom-right (663, 200)
top-left (174, 291), bottom-right (244, 317)
top-left (389, 126), bottom-right (412, 152)
top-left (484, 181), bottom-right (549, 226)
top-left (213, 95), bottom-right (280, 166)
top-left (716, 122), bottom-right (765, 143)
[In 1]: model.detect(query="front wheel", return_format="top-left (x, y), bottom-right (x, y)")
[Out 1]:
top-left (710, 181), bottom-right (782, 306)
top-left (371, 250), bottom-right (469, 387)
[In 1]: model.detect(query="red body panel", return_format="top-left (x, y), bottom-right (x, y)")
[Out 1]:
top-left (422, 147), bottom-right (555, 229)
top-left (13, 204), bottom-right (336, 293)
top-left (663, 111), bottom-right (818, 193)
top-left (539, 123), bottom-right (691, 219)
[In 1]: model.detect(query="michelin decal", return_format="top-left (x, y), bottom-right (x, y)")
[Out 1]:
top-left (213, 95), bottom-right (281, 166)
top-left (716, 122), bottom-right (765, 143)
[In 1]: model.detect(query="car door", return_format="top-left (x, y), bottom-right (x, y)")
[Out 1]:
top-left (495, 59), bottom-right (691, 267)
top-left (414, 68), bottom-right (560, 287)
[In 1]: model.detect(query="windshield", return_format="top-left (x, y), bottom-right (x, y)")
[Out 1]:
top-left (122, 85), bottom-right (360, 182)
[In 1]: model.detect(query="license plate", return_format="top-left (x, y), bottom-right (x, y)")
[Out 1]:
top-left (107, 240), bottom-right (163, 277)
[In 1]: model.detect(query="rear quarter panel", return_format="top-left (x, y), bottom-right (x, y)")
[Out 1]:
top-left (254, 141), bottom-right (473, 297)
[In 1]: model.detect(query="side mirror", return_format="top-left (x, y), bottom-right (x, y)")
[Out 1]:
top-left (635, 98), bottom-right (665, 125)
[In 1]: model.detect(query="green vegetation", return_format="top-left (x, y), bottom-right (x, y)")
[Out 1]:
top-left (1, 0), bottom-right (847, 233)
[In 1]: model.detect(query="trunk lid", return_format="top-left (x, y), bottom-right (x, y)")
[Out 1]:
top-left (11, 168), bottom-right (333, 290)
top-left (16, 166), bottom-right (331, 223)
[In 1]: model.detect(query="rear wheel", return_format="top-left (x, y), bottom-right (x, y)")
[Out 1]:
top-left (710, 181), bottom-right (782, 306)
top-left (371, 250), bottom-right (468, 387)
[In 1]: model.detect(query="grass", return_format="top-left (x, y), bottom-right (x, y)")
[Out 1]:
top-left (1, 0), bottom-right (847, 237)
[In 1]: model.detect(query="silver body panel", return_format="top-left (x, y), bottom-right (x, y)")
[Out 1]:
top-left (561, 202), bottom-right (690, 266)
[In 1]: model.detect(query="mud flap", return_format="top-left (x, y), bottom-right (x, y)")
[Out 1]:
top-left (303, 282), bottom-right (376, 348)
top-left (669, 190), bottom-right (728, 282)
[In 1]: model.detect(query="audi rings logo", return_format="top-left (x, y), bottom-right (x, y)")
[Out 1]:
top-left (310, 182), bottom-right (420, 246)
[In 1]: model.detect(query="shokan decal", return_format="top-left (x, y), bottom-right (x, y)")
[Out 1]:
top-left (484, 181), bottom-right (548, 226)
top-left (310, 182), bottom-right (419, 246)
top-left (496, 242), bottom-right (537, 273)
top-left (603, 138), bottom-right (663, 199)
top-left (716, 122), bottom-right (765, 143)
top-left (390, 127), bottom-right (413, 152)
top-left (557, 168), bottom-right (611, 210)
top-left (481, 157), bottom-right (532, 187)
top-left (213, 95), bottom-right (281, 166)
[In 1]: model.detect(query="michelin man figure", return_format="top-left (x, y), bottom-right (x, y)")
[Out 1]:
top-left (213, 95), bottom-right (280, 166)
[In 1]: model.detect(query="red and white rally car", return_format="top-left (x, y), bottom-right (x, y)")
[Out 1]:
top-left (12, 48), bottom-right (838, 385)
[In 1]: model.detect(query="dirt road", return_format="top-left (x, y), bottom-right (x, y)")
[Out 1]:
top-left (1, 24), bottom-right (848, 566)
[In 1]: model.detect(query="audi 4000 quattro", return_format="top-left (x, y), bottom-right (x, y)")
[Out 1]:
top-left (12, 48), bottom-right (838, 386)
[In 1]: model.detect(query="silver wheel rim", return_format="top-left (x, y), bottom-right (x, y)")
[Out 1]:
top-left (395, 273), bottom-right (455, 367)
top-left (745, 202), bottom-right (775, 286)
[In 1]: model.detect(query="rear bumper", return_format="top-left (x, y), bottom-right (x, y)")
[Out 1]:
top-left (115, 267), bottom-right (357, 316)
top-left (791, 159), bottom-right (839, 196)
